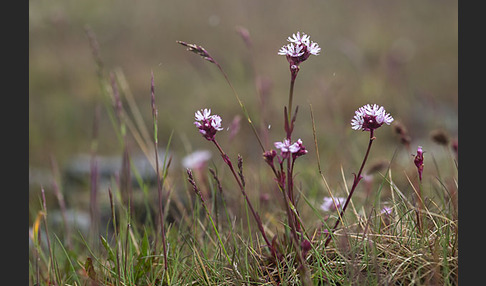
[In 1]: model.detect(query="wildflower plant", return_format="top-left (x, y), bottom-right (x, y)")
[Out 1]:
top-left (413, 145), bottom-right (425, 232)
top-left (192, 107), bottom-right (277, 258)
top-left (414, 145), bottom-right (425, 181)
top-left (184, 32), bottom-right (321, 270)
top-left (278, 31), bottom-right (320, 121)
top-left (325, 103), bottom-right (393, 247)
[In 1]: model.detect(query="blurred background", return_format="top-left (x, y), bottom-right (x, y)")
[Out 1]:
top-left (29, 0), bottom-right (458, 224)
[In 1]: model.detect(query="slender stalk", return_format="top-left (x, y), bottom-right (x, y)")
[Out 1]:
top-left (89, 105), bottom-right (101, 239)
top-left (215, 63), bottom-right (266, 152)
top-left (124, 223), bottom-right (131, 282)
top-left (286, 155), bottom-right (302, 234)
top-left (41, 188), bottom-right (59, 286)
top-left (49, 155), bottom-right (71, 248)
top-left (150, 71), bottom-right (168, 272)
top-left (416, 175), bottom-right (424, 234)
top-left (325, 130), bottom-right (375, 247)
top-left (287, 71), bottom-right (297, 124)
top-left (108, 188), bottom-right (121, 286)
top-left (211, 139), bottom-right (276, 258)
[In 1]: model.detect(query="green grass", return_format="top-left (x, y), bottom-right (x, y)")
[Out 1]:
top-left (30, 173), bottom-right (458, 284)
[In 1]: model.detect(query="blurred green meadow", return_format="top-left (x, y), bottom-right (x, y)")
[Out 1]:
top-left (30, 2), bottom-right (458, 157)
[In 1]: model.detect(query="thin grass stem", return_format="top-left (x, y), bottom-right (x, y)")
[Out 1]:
top-left (150, 71), bottom-right (169, 272)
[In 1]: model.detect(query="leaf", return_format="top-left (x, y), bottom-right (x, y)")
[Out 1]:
top-left (133, 229), bottom-right (152, 282)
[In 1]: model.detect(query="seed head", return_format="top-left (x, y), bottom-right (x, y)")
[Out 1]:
top-left (177, 41), bottom-right (216, 64)
top-left (430, 129), bottom-right (450, 146)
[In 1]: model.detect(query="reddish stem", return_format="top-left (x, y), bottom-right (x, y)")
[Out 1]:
top-left (212, 139), bottom-right (276, 258)
top-left (325, 130), bottom-right (375, 247)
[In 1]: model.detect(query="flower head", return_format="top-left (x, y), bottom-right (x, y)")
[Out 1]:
top-left (414, 145), bottom-right (425, 181)
top-left (351, 104), bottom-right (394, 131)
top-left (287, 32), bottom-right (310, 45)
top-left (278, 31), bottom-right (320, 67)
top-left (263, 149), bottom-right (277, 168)
top-left (194, 108), bottom-right (224, 141)
top-left (291, 138), bottom-right (308, 158)
top-left (380, 206), bottom-right (393, 216)
top-left (274, 138), bottom-right (308, 159)
top-left (320, 196), bottom-right (347, 212)
top-left (274, 139), bottom-right (295, 154)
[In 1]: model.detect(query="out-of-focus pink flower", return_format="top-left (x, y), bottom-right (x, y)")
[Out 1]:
top-left (227, 115), bottom-right (241, 141)
top-left (320, 196), bottom-right (347, 212)
top-left (182, 150), bottom-right (212, 169)
top-left (351, 104), bottom-right (394, 131)
top-left (380, 206), bottom-right (393, 216)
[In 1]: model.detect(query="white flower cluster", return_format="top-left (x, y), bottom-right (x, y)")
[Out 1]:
top-left (278, 32), bottom-right (320, 66)
top-left (274, 138), bottom-right (308, 158)
top-left (351, 104), bottom-right (394, 131)
top-left (194, 108), bottom-right (224, 140)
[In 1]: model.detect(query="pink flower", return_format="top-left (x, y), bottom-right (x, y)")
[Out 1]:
top-left (274, 138), bottom-right (308, 159)
top-left (320, 197), bottom-right (347, 212)
top-left (194, 108), bottom-right (224, 141)
top-left (351, 104), bottom-right (394, 131)
top-left (274, 139), bottom-right (297, 153)
top-left (278, 31), bottom-right (320, 66)
top-left (263, 149), bottom-right (277, 168)
top-left (291, 138), bottom-right (308, 158)
top-left (380, 206), bottom-right (393, 216)
top-left (414, 146), bottom-right (425, 180)
top-left (182, 150), bottom-right (212, 169)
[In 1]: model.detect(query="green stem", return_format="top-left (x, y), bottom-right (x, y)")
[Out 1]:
top-left (287, 76), bottom-right (296, 122)
top-left (287, 65), bottom-right (299, 123)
